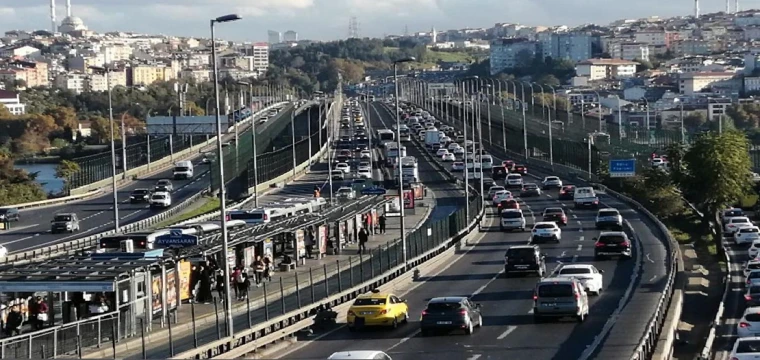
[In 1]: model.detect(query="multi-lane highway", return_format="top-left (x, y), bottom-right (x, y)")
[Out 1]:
top-left (273, 101), bottom-right (669, 360)
top-left (0, 104), bottom-right (296, 254)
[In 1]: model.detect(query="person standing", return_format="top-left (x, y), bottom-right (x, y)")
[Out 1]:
top-left (253, 256), bottom-right (265, 286)
top-left (35, 297), bottom-right (48, 330)
top-left (4, 306), bottom-right (23, 336)
top-left (358, 227), bottom-right (369, 254)
top-left (305, 229), bottom-right (315, 259)
top-left (234, 267), bottom-right (247, 301)
top-left (263, 254), bottom-right (273, 282)
top-left (215, 270), bottom-right (226, 302)
top-left (231, 267), bottom-right (242, 300)
top-left (379, 214), bottom-right (387, 234)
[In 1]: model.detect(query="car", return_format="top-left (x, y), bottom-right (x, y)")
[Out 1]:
top-left (729, 336), bottom-right (760, 358)
top-left (335, 162), bottom-right (351, 174)
top-left (737, 308), bottom-right (760, 338)
top-left (149, 192), bottom-right (172, 208)
top-left (726, 217), bottom-right (754, 235)
top-left (748, 270), bottom-right (760, 286)
top-left (441, 153), bottom-right (455, 162)
top-left (553, 264), bottom-right (604, 295)
top-left (543, 207), bottom-right (568, 226)
top-left (436, 148), bottom-right (450, 157)
top-left (201, 154), bottom-right (214, 164)
top-left (451, 162), bottom-right (464, 172)
top-left (0, 207), bottom-right (20, 222)
top-left (533, 277), bottom-right (589, 323)
top-left (500, 209), bottom-right (526, 231)
top-left (357, 167), bottom-right (372, 179)
top-left (541, 176), bottom-right (563, 189)
top-left (420, 296), bottom-right (483, 336)
top-left (558, 185), bottom-right (576, 200)
top-left (346, 290), bottom-right (409, 330)
top-left (573, 187), bottom-right (599, 209)
top-left (360, 150), bottom-right (372, 159)
top-left (340, 123), bottom-right (350, 129)
top-left (595, 208), bottom-right (623, 230)
top-left (487, 185), bottom-right (506, 199)
top-left (738, 227), bottom-right (760, 246)
top-left (447, 142), bottom-right (461, 151)
top-left (505, 174), bottom-right (523, 188)
top-left (746, 260), bottom-right (760, 277)
top-left (0, 244), bottom-right (6, 258)
top-left (155, 179), bottom-right (173, 192)
top-left (531, 222), bottom-right (561, 243)
top-left (154, 184), bottom-right (170, 193)
top-left (724, 208), bottom-right (747, 224)
top-left (328, 351), bottom-right (392, 360)
top-left (498, 199), bottom-right (520, 210)
top-left (130, 189), bottom-right (152, 203)
top-left (337, 187), bottom-right (355, 199)
top-left (514, 164), bottom-right (528, 175)
top-left (51, 213), bottom-right (80, 233)
top-left (520, 183), bottom-right (541, 197)
top-left (502, 160), bottom-right (515, 170)
top-left (491, 165), bottom-right (508, 180)
top-left (338, 150), bottom-right (352, 157)
top-left (331, 170), bottom-right (345, 180)
top-left (747, 285), bottom-right (760, 307)
top-left (440, 136), bottom-right (452, 144)
top-left (492, 190), bottom-right (512, 206)
top-left (504, 245), bottom-right (546, 277)
top-left (483, 178), bottom-right (495, 188)
top-left (453, 147), bottom-right (465, 157)
top-left (593, 231), bottom-right (632, 260)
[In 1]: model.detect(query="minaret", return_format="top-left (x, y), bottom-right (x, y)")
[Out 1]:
top-left (50, 0), bottom-right (56, 33)
top-left (66, 0), bottom-right (71, 17)
top-left (431, 26), bottom-right (437, 43)
top-left (736, 0), bottom-right (740, 13)
top-left (727, 0), bottom-right (731, 13)
top-left (694, 0), bottom-right (700, 18)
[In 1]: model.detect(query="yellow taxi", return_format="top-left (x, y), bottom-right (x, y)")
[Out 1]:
top-left (347, 290), bottom-right (409, 330)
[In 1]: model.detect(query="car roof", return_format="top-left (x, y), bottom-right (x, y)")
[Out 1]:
top-left (598, 208), bottom-right (618, 212)
top-left (538, 277), bottom-right (577, 284)
top-left (544, 207), bottom-right (563, 211)
top-left (744, 306), bottom-right (760, 315)
top-left (355, 292), bottom-right (389, 300)
top-left (508, 245), bottom-right (537, 250)
top-left (749, 259), bottom-right (760, 265)
top-left (599, 231), bottom-right (627, 236)
top-left (328, 351), bottom-right (388, 359)
top-left (502, 209), bottom-right (522, 213)
top-left (534, 221), bottom-right (557, 226)
top-left (152, 191), bottom-right (170, 196)
top-left (428, 296), bottom-right (467, 303)
top-left (559, 264), bottom-right (594, 270)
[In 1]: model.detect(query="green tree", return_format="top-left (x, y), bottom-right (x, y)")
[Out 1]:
top-left (55, 159), bottom-right (80, 184)
top-left (634, 58), bottom-right (653, 72)
top-left (90, 116), bottom-right (121, 143)
top-left (0, 104), bottom-right (12, 119)
top-left (680, 131), bottom-right (753, 214)
top-left (536, 74), bottom-right (560, 87)
top-left (45, 106), bottom-right (79, 129)
top-left (682, 112), bottom-right (707, 131)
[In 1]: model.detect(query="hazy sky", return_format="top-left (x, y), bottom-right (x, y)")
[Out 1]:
top-left (0, 0), bottom-right (738, 42)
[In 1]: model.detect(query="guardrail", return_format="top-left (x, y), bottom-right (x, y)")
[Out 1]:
top-left (12, 189), bottom-right (103, 211)
top-left (2, 102), bottom-right (332, 265)
top-left (421, 99), bottom-right (683, 360)
top-left (697, 212), bottom-right (729, 360)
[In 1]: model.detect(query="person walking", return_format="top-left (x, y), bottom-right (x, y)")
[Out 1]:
top-left (379, 214), bottom-right (386, 234)
top-left (358, 227), bottom-right (369, 254)
top-left (215, 270), bottom-right (226, 302)
top-left (4, 306), bottom-right (23, 336)
top-left (234, 267), bottom-right (247, 300)
top-left (253, 256), bottom-right (265, 287)
top-left (263, 254), bottom-right (273, 282)
top-left (35, 297), bottom-right (48, 330)
top-left (305, 229), bottom-right (315, 259)
top-left (231, 267), bottom-right (242, 299)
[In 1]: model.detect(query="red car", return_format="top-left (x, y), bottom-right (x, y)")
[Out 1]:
top-left (558, 185), bottom-right (576, 200)
top-left (514, 165), bottom-right (528, 175)
top-left (542, 207), bottom-right (568, 226)
top-left (502, 160), bottom-right (515, 170)
top-left (498, 199), bottom-right (520, 210)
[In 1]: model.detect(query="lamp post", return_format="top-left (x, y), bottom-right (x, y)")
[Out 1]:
top-left (89, 66), bottom-right (120, 230)
top-left (612, 94), bottom-right (623, 140)
top-left (393, 57), bottom-right (415, 267)
top-left (593, 90), bottom-right (603, 132)
top-left (237, 81), bottom-right (259, 207)
top-left (517, 81), bottom-right (528, 158)
top-left (210, 13), bottom-right (242, 339)
top-left (642, 98), bottom-right (651, 146)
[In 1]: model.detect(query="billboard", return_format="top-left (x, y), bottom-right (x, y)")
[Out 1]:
top-left (146, 115), bottom-right (227, 135)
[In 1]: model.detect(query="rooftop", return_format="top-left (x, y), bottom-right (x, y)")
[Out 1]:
top-left (578, 58), bottom-right (639, 66)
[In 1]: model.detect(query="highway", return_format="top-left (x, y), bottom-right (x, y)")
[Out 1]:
top-left (272, 101), bottom-right (669, 360)
top-left (0, 105), bottom-right (299, 254)
top-left (711, 233), bottom-right (752, 358)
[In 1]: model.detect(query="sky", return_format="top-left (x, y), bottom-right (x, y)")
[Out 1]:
top-left (0, 0), bottom-right (744, 42)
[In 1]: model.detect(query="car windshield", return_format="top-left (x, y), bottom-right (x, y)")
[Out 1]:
top-left (507, 175), bottom-right (521, 180)
top-left (751, 286), bottom-right (760, 294)
top-left (599, 211), bottom-right (619, 217)
top-left (544, 208), bottom-right (563, 215)
top-left (353, 298), bottom-right (386, 306)
top-left (54, 215), bottom-right (72, 221)
top-left (559, 268), bottom-right (591, 275)
top-left (599, 235), bottom-right (627, 244)
top-left (538, 284), bottom-right (574, 297)
top-left (535, 224), bottom-right (555, 229)
top-left (0, 209), bottom-right (12, 214)
top-left (490, 187), bottom-right (505, 192)
top-left (546, 177), bottom-right (559, 181)
top-left (743, 228), bottom-right (760, 233)
top-left (158, 180), bottom-right (170, 185)
top-left (507, 248), bottom-right (535, 258)
top-left (562, 186), bottom-right (575, 191)
top-left (734, 218), bottom-right (750, 224)
top-left (501, 211), bottom-right (522, 219)
top-left (726, 210), bottom-right (744, 217)
top-left (426, 302), bottom-right (462, 312)
top-left (750, 263), bottom-right (760, 271)
top-left (175, 167), bottom-right (189, 172)
top-left (152, 195), bottom-right (166, 200)
top-left (524, 184), bottom-right (537, 189)
top-left (133, 190), bottom-right (148, 195)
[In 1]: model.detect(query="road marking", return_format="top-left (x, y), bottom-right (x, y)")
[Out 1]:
top-left (527, 308), bottom-right (534, 314)
top-left (572, 214), bottom-right (578, 219)
top-left (646, 253), bottom-right (654, 263)
top-left (0, 223), bottom-right (39, 234)
top-left (577, 221), bottom-right (582, 225)
top-left (572, 255), bottom-right (578, 263)
top-left (579, 228), bottom-right (583, 233)
top-left (578, 236), bottom-right (585, 241)
top-left (576, 245), bottom-right (582, 251)
top-left (467, 355), bottom-right (482, 360)
top-left (559, 250), bottom-right (567, 259)
top-left (496, 326), bottom-right (517, 340)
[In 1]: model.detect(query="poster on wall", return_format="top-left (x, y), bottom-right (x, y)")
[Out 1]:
top-left (244, 246), bottom-right (256, 269)
top-left (166, 269), bottom-right (178, 310)
top-left (227, 248), bottom-right (236, 269)
top-left (404, 189), bottom-right (415, 209)
top-left (371, 209), bottom-right (378, 227)
top-left (295, 230), bottom-right (306, 258)
top-left (318, 225), bottom-right (328, 255)
top-left (355, 214), bottom-right (363, 231)
top-left (262, 238), bottom-right (273, 258)
top-left (384, 196), bottom-right (402, 217)
top-left (179, 260), bottom-right (192, 301)
top-left (338, 221), bottom-right (346, 245)
top-left (346, 219), bottom-right (353, 244)
top-left (411, 183), bottom-right (424, 200)
top-left (151, 274), bottom-right (162, 314)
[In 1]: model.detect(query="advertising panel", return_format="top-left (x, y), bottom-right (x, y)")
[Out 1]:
top-left (403, 189), bottom-right (415, 209)
top-left (411, 183), bottom-right (424, 200)
top-left (179, 260), bottom-right (192, 301)
top-left (166, 269), bottom-right (178, 310)
top-left (346, 219), bottom-right (354, 243)
top-left (355, 214), bottom-right (363, 231)
top-left (295, 230), bottom-right (306, 258)
top-left (262, 238), bottom-right (273, 258)
top-left (318, 225), bottom-right (328, 255)
top-left (151, 274), bottom-right (162, 314)
top-left (384, 196), bottom-right (402, 217)
top-left (244, 246), bottom-right (256, 269)
top-left (338, 221), bottom-right (347, 245)
top-left (227, 248), bottom-right (236, 270)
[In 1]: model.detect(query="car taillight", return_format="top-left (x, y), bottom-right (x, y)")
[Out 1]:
top-left (225, 215), bottom-right (230, 221)
top-left (459, 309), bottom-right (467, 316)
top-left (348, 310), bottom-right (356, 316)
top-left (740, 322), bottom-right (751, 328)
top-left (622, 241), bottom-right (630, 247)
top-left (533, 293), bottom-right (538, 301)
top-left (595, 242), bottom-right (605, 248)
top-left (421, 310), bottom-right (428, 316)
top-left (263, 214), bottom-right (268, 220)
top-left (140, 241), bottom-right (146, 247)
top-left (560, 190), bottom-right (566, 195)
top-left (593, 200), bottom-right (599, 204)
top-left (746, 295), bottom-right (753, 301)
top-left (574, 292), bottom-right (580, 300)
top-left (562, 215), bottom-right (567, 221)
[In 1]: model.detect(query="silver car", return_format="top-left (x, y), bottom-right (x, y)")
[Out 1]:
top-left (533, 277), bottom-right (589, 323)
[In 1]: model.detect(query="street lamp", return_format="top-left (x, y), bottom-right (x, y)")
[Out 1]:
top-left (89, 65), bottom-right (120, 230)
top-left (237, 81), bottom-right (259, 207)
top-left (393, 56), bottom-right (415, 267)
top-left (210, 12), bottom-right (241, 339)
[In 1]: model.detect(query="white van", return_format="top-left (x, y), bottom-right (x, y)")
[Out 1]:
top-left (173, 160), bottom-right (194, 180)
top-left (478, 155), bottom-right (494, 170)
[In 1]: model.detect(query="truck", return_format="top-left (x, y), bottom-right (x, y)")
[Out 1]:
top-left (425, 128), bottom-right (443, 149)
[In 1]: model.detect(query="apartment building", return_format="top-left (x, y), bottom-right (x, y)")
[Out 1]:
top-left (86, 69), bottom-right (127, 92)
top-left (54, 72), bottom-right (88, 94)
top-left (8, 60), bottom-right (48, 87)
top-left (0, 44), bottom-right (40, 59)
top-left (678, 72), bottom-right (739, 95)
top-left (0, 89), bottom-right (26, 115)
top-left (539, 32), bottom-right (593, 62)
top-left (672, 39), bottom-right (712, 56)
top-left (489, 38), bottom-right (537, 75)
top-left (179, 67), bottom-right (212, 83)
top-left (129, 64), bottom-right (177, 86)
top-left (241, 43), bottom-right (269, 73)
top-left (609, 42), bottom-right (650, 61)
top-left (576, 58), bottom-right (638, 80)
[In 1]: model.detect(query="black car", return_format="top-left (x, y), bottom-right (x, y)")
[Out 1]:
top-left (420, 297), bottom-right (483, 336)
top-left (129, 189), bottom-right (151, 203)
top-left (593, 231), bottom-right (632, 260)
top-left (542, 207), bottom-right (568, 226)
top-left (491, 166), bottom-right (507, 180)
top-left (558, 185), bottom-right (575, 200)
top-left (504, 245), bottom-right (546, 277)
top-left (0, 207), bottom-right (19, 222)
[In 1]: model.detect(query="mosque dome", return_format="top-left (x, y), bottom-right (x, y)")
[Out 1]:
top-left (59, 16), bottom-right (88, 33)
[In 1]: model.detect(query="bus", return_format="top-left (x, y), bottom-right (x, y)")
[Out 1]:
top-left (376, 129), bottom-right (395, 147)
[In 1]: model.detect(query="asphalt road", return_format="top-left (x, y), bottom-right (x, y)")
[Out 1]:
top-left (711, 232), bottom-right (752, 359)
top-left (272, 101), bottom-right (669, 360)
top-left (0, 106), bottom-right (296, 254)
top-left (116, 99), bottom-right (464, 359)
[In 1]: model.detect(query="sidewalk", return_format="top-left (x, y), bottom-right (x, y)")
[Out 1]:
top-left (78, 190), bottom-right (436, 359)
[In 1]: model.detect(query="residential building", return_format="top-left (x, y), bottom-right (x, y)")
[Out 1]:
top-left (672, 39), bottom-right (712, 56)
top-left (540, 32), bottom-right (593, 62)
top-left (67, 53), bottom-right (106, 72)
top-left (0, 89), bottom-right (25, 115)
top-left (86, 69), bottom-right (127, 92)
top-left (283, 30), bottom-right (298, 42)
top-left (610, 42), bottom-right (650, 61)
top-left (489, 38), bottom-right (537, 75)
top-left (0, 69), bottom-right (25, 87)
top-left (743, 26), bottom-right (760, 41)
top-left (634, 29), bottom-right (667, 46)
top-left (678, 72), bottom-right (739, 95)
top-left (54, 72), bottom-right (87, 94)
top-left (241, 43), bottom-right (269, 72)
top-left (101, 44), bottom-right (133, 63)
top-left (707, 97), bottom-right (732, 122)
top-left (576, 58), bottom-right (638, 80)
top-left (8, 60), bottom-right (49, 87)
top-left (129, 64), bottom-right (176, 86)
top-left (218, 68), bottom-right (260, 81)
top-left (746, 76), bottom-right (760, 92)
top-left (0, 44), bottom-right (40, 59)
top-left (267, 30), bottom-right (281, 44)
top-left (180, 67), bottom-right (212, 83)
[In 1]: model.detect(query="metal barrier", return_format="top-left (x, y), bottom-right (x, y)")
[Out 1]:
top-left (697, 212), bottom-right (730, 360)
top-left (11, 190), bottom-right (103, 211)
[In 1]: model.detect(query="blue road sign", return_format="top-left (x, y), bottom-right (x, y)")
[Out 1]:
top-left (361, 186), bottom-right (387, 195)
top-left (609, 159), bottom-right (636, 178)
top-left (155, 230), bottom-right (199, 248)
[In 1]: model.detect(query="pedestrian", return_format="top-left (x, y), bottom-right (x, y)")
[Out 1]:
top-left (305, 229), bottom-right (315, 259)
top-left (231, 267), bottom-right (241, 299)
top-left (253, 256), bottom-right (265, 286)
top-left (35, 297), bottom-right (48, 330)
top-left (358, 227), bottom-right (369, 254)
top-left (234, 267), bottom-right (247, 300)
top-left (4, 306), bottom-right (22, 337)
top-left (379, 214), bottom-right (386, 234)
top-left (28, 297), bottom-right (39, 331)
top-left (215, 270), bottom-right (226, 302)
top-left (263, 254), bottom-right (273, 281)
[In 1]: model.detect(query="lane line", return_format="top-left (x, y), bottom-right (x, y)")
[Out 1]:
top-left (467, 355), bottom-right (482, 360)
top-left (496, 326), bottom-right (517, 340)
top-left (576, 245), bottom-right (583, 251)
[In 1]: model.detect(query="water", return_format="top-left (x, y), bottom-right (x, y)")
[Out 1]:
top-left (14, 163), bottom-right (64, 194)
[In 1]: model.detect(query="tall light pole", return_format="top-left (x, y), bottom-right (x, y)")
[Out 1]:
top-left (612, 94), bottom-right (623, 140)
top-left (238, 81), bottom-right (259, 207)
top-left (211, 13), bottom-right (242, 339)
top-left (393, 57), bottom-right (415, 267)
top-left (642, 98), bottom-right (651, 146)
top-left (89, 66), bottom-right (120, 230)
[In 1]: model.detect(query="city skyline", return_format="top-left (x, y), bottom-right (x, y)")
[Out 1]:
top-left (0, 0), bottom-right (737, 42)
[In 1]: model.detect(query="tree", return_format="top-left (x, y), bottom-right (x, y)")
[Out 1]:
top-left (634, 58), bottom-right (653, 72)
top-left (0, 104), bottom-right (12, 119)
top-left (45, 106), bottom-right (79, 129)
top-left (55, 159), bottom-right (80, 184)
top-left (89, 116), bottom-right (120, 143)
top-left (680, 131), bottom-right (753, 214)
top-left (536, 74), bottom-right (560, 87)
top-left (682, 112), bottom-right (707, 131)
top-left (184, 102), bottom-right (205, 116)
top-left (290, 56), bottom-right (306, 68)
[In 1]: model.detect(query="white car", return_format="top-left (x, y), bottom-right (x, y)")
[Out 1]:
top-left (729, 336), bottom-right (760, 358)
top-left (453, 147), bottom-right (465, 156)
top-left (541, 176), bottom-right (563, 189)
top-left (149, 191), bottom-right (172, 208)
top-left (726, 217), bottom-right (754, 234)
top-left (448, 142), bottom-right (461, 151)
top-left (441, 153), bottom-right (455, 162)
top-left (335, 162), bottom-right (351, 174)
top-left (745, 259), bottom-right (760, 277)
top-left (0, 244), bottom-right (7, 258)
top-left (440, 136), bottom-right (452, 144)
top-left (505, 174), bottom-right (523, 188)
top-left (451, 162), bottom-right (465, 172)
top-left (737, 309), bottom-right (760, 338)
top-left (500, 209), bottom-right (526, 231)
top-left (487, 185), bottom-right (506, 199)
top-left (531, 221), bottom-right (562, 243)
top-left (436, 148), bottom-right (450, 157)
top-left (554, 264), bottom-right (604, 295)
top-left (357, 165), bottom-right (372, 179)
top-left (336, 187), bottom-right (355, 199)
top-left (359, 150), bottom-right (372, 159)
top-left (739, 227), bottom-right (760, 246)
top-left (723, 208), bottom-right (746, 224)
top-left (492, 190), bottom-right (512, 206)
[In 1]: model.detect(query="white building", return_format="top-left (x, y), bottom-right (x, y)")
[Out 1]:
top-left (242, 43), bottom-right (269, 73)
top-left (180, 68), bottom-right (212, 83)
top-left (0, 89), bottom-right (25, 115)
top-left (54, 72), bottom-right (88, 94)
top-left (489, 38), bottom-right (537, 75)
top-left (0, 45), bottom-right (40, 59)
top-left (575, 58), bottom-right (638, 80)
top-left (539, 32), bottom-right (593, 62)
top-left (86, 69), bottom-right (127, 92)
top-left (267, 30), bottom-right (281, 45)
top-left (634, 29), bottom-right (667, 46)
top-left (678, 72), bottom-right (738, 95)
top-left (283, 30), bottom-right (298, 42)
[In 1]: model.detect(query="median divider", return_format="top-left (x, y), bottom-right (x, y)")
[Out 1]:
top-left (696, 212), bottom-right (730, 360)
top-left (13, 189), bottom-right (103, 211)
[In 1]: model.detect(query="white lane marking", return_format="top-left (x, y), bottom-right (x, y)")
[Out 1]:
top-left (646, 253), bottom-right (654, 263)
top-left (468, 355), bottom-right (482, 360)
top-left (572, 255), bottom-right (579, 263)
top-left (576, 245), bottom-right (583, 251)
top-left (577, 221), bottom-right (582, 226)
top-left (559, 250), bottom-right (567, 259)
top-left (527, 308), bottom-right (534, 314)
top-left (579, 228), bottom-right (584, 233)
top-left (0, 223), bottom-right (39, 234)
top-left (578, 236), bottom-right (585, 241)
top-left (572, 214), bottom-right (578, 219)
top-left (497, 326), bottom-right (517, 340)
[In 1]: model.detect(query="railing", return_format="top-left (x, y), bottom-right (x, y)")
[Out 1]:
top-left (11, 190), bottom-right (103, 210)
